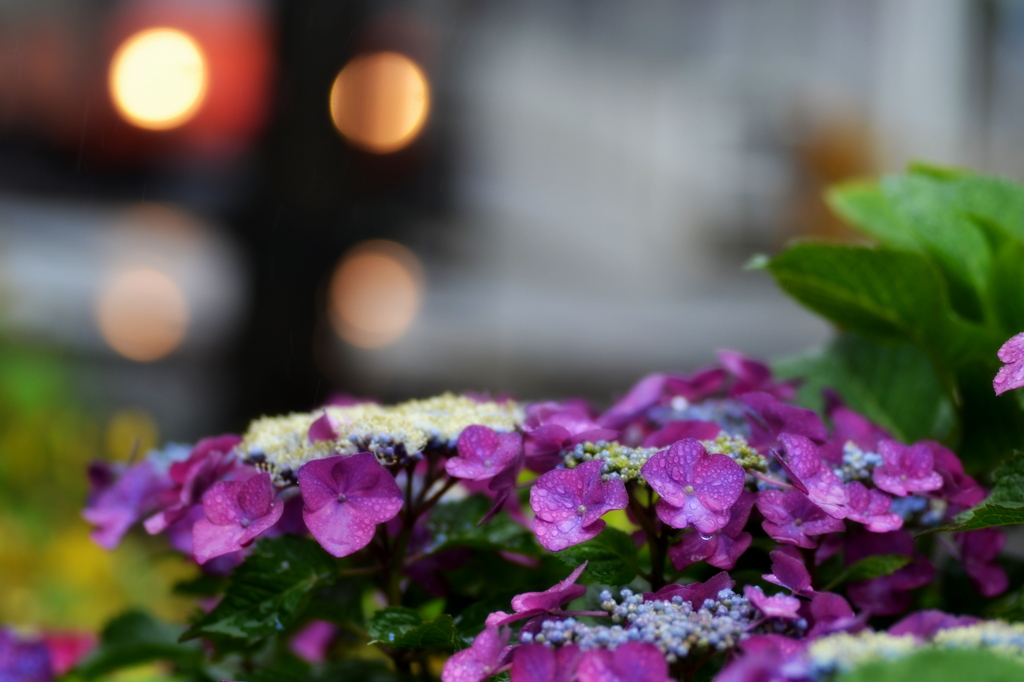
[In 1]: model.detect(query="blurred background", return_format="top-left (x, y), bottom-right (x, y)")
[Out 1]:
top-left (0, 0), bottom-right (1022, 635)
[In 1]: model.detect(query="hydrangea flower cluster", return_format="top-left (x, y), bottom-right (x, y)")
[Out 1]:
top-left (77, 346), bottom-right (1019, 682)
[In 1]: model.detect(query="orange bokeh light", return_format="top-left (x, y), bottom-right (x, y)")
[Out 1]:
top-left (328, 241), bottom-right (423, 348)
top-left (96, 268), bottom-right (189, 361)
top-left (329, 51), bottom-right (430, 153)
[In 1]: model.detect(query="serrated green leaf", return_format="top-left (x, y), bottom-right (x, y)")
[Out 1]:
top-left (74, 610), bottom-right (204, 679)
top-left (427, 495), bottom-right (540, 555)
top-left (880, 175), bottom-right (993, 320)
top-left (775, 333), bottom-right (953, 444)
top-left (827, 181), bottom-right (921, 251)
top-left (824, 554), bottom-right (911, 591)
top-left (555, 527), bottom-right (638, 585)
top-left (765, 243), bottom-right (992, 369)
top-left (367, 607), bottom-right (457, 651)
top-left (836, 648), bottom-right (1024, 682)
top-left (181, 535), bottom-right (337, 645)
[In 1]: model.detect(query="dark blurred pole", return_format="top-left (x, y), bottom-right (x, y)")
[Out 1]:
top-left (227, 0), bottom-right (445, 426)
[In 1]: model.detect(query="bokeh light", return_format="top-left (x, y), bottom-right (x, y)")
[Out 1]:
top-left (329, 51), bottom-right (430, 153)
top-left (109, 27), bottom-right (208, 131)
top-left (328, 240), bottom-right (423, 348)
top-left (96, 268), bottom-right (189, 361)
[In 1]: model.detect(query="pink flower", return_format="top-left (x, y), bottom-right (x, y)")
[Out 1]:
top-left (669, 491), bottom-right (754, 570)
top-left (191, 473), bottom-right (285, 564)
top-left (743, 585), bottom-right (802, 620)
top-left (645, 571), bottom-right (734, 605)
top-left (756, 489), bottom-right (844, 549)
top-left (511, 644), bottom-right (581, 682)
top-left (872, 440), bottom-right (943, 497)
top-left (923, 441), bottom-right (985, 507)
top-left (289, 620), bottom-right (337, 664)
top-left (487, 563), bottom-right (589, 627)
top-left (845, 481), bottom-right (902, 533)
top-left (958, 528), bottom-right (1008, 598)
top-left (576, 642), bottom-right (671, 682)
top-left (740, 393), bottom-right (827, 451)
top-left (297, 453), bottom-right (403, 558)
top-left (441, 626), bottom-right (511, 682)
top-left (524, 402), bottom-right (617, 471)
top-left (641, 440), bottom-right (745, 535)
top-left (763, 547), bottom-right (813, 596)
top-left (83, 460), bottom-right (172, 550)
top-left (447, 426), bottom-right (524, 483)
top-left (530, 461), bottom-right (628, 551)
top-left (776, 434), bottom-right (848, 518)
top-left (144, 435), bottom-right (243, 535)
top-left (642, 420), bottom-right (722, 448)
top-left (994, 332), bottom-right (1024, 395)
top-left (718, 350), bottom-right (798, 400)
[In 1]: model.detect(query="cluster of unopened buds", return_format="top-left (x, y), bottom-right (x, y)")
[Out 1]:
top-left (73, 337), bottom-right (1024, 682)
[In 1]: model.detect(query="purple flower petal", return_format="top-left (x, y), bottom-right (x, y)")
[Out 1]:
top-left (298, 453), bottom-right (403, 558)
top-left (447, 426), bottom-right (524, 482)
top-left (308, 413), bottom-right (339, 442)
top-left (994, 332), bottom-right (1024, 395)
top-left (598, 374), bottom-right (670, 430)
top-left (744, 585), bottom-right (802, 620)
top-left (926, 442), bottom-right (985, 508)
top-left (776, 434), bottom-right (849, 518)
top-left (889, 610), bottom-right (981, 639)
top-left (289, 620), bottom-right (337, 664)
top-left (530, 461), bottom-right (628, 551)
top-left (641, 440), bottom-right (745, 535)
top-left (756, 489), bottom-right (845, 549)
top-left (958, 528), bottom-right (1008, 597)
top-left (83, 460), bottom-right (172, 550)
top-left (763, 547), bottom-right (813, 595)
top-left (718, 350), bottom-right (798, 400)
top-left (143, 435), bottom-right (243, 535)
top-left (845, 530), bottom-right (934, 616)
top-left (441, 626), bottom-right (511, 682)
top-left (845, 481), bottom-right (902, 533)
top-left (511, 644), bottom-right (581, 682)
top-left (0, 629), bottom-right (52, 682)
top-left (807, 592), bottom-right (862, 637)
top-left (192, 473), bottom-right (285, 564)
top-left (740, 393), bottom-right (827, 450)
top-left (872, 440), bottom-right (943, 497)
top-left (642, 420), bottom-right (722, 448)
top-left (576, 642), bottom-right (671, 682)
top-left (669, 491), bottom-right (754, 570)
top-left (645, 571), bottom-right (734, 605)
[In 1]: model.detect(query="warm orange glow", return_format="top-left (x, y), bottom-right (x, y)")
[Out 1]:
top-left (96, 268), bottom-right (189, 361)
top-left (329, 52), bottom-right (430, 153)
top-left (109, 28), bottom-right (208, 130)
top-left (328, 241), bottom-right (423, 348)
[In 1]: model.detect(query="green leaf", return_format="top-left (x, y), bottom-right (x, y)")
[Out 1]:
top-left (182, 535), bottom-right (337, 645)
top-left (880, 175), bottom-right (993, 320)
top-left (555, 527), bottom-right (638, 585)
top-left (367, 607), bottom-right (457, 651)
top-left (765, 243), bottom-right (991, 368)
top-left (775, 333), bottom-right (954, 444)
top-left (940, 173), bottom-right (1024, 243)
top-left (827, 181), bottom-right (921, 251)
top-left (427, 495), bottom-right (540, 556)
top-left (74, 610), bottom-right (204, 679)
top-left (823, 554), bottom-right (911, 591)
top-left (933, 451), bottom-right (1024, 532)
top-left (836, 648), bottom-right (1024, 682)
